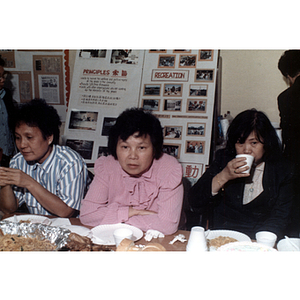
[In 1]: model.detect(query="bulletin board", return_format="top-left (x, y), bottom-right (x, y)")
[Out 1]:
top-left (0, 49), bottom-right (70, 120)
top-left (64, 50), bottom-right (219, 184)
top-left (32, 55), bottom-right (65, 105)
top-left (63, 50), bottom-right (145, 164)
top-left (139, 50), bottom-right (218, 184)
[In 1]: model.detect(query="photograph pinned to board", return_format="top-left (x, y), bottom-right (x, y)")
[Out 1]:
top-left (162, 144), bottom-right (181, 159)
top-left (198, 50), bottom-right (214, 61)
top-left (158, 55), bottom-right (176, 68)
top-left (143, 84), bottom-right (161, 96)
top-left (110, 50), bottom-right (140, 65)
top-left (141, 99), bottom-right (160, 111)
top-left (163, 83), bottom-right (182, 97)
top-left (79, 50), bottom-right (107, 59)
top-left (186, 99), bottom-right (207, 113)
top-left (187, 122), bottom-right (206, 137)
top-left (164, 126), bottom-right (183, 140)
top-left (186, 140), bottom-right (205, 154)
top-left (66, 139), bottom-right (94, 160)
top-left (149, 50), bottom-right (167, 53)
top-left (68, 110), bottom-right (98, 131)
top-left (101, 117), bottom-right (117, 136)
top-left (173, 50), bottom-right (191, 53)
top-left (189, 84), bottom-right (208, 97)
top-left (163, 99), bottom-right (182, 111)
top-left (98, 146), bottom-right (109, 158)
top-left (195, 69), bottom-right (214, 82)
top-left (179, 55), bottom-right (197, 68)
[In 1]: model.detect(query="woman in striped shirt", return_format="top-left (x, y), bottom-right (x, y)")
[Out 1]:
top-left (0, 99), bottom-right (88, 217)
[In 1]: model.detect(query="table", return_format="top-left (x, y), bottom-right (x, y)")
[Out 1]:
top-left (70, 217), bottom-right (190, 251)
top-left (1, 213), bottom-right (190, 251)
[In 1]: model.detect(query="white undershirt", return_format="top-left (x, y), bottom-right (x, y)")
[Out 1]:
top-left (243, 162), bottom-right (265, 205)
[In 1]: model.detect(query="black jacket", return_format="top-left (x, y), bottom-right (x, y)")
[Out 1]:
top-left (278, 76), bottom-right (300, 168)
top-left (188, 149), bottom-right (294, 239)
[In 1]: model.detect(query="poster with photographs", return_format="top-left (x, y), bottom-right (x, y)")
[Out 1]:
top-left (138, 49), bottom-right (219, 183)
top-left (63, 50), bottom-right (145, 164)
top-left (63, 49), bottom-right (218, 183)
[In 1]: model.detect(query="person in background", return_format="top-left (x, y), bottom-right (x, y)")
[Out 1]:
top-left (0, 99), bottom-right (88, 217)
top-left (0, 57), bottom-right (17, 166)
top-left (80, 108), bottom-right (184, 235)
top-left (188, 109), bottom-right (294, 240)
top-left (277, 50), bottom-right (300, 235)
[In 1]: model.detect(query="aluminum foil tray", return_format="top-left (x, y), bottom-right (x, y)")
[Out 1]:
top-left (0, 220), bottom-right (71, 250)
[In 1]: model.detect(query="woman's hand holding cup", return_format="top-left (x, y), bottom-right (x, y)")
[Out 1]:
top-left (235, 154), bottom-right (254, 174)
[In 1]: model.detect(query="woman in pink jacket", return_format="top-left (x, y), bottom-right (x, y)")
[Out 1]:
top-left (79, 108), bottom-right (183, 235)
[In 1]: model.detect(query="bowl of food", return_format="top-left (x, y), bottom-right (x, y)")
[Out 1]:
top-left (206, 230), bottom-right (251, 251)
top-left (217, 241), bottom-right (277, 252)
top-left (277, 238), bottom-right (300, 251)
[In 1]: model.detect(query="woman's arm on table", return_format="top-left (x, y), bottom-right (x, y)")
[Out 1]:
top-left (0, 166), bottom-right (75, 217)
top-left (125, 157), bottom-right (184, 235)
top-left (127, 179), bottom-right (184, 235)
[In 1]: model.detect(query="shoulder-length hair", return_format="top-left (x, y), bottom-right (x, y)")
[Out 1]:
top-left (225, 109), bottom-right (282, 161)
top-left (108, 107), bottom-right (164, 160)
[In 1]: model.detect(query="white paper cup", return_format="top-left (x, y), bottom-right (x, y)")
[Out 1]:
top-left (255, 231), bottom-right (277, 248)
top-left (186, 226), bottom-right (208, 252)
top-left (113, 228), bottom-right (133, 247)
top-left (236, 154), bottom-right (254, 173)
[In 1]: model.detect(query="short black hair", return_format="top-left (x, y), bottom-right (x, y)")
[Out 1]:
top-left (15, 98), bottom-right (62, 145)
top-left (278, 50), bottom-right (300, 78)
top-left (226, 108), bottom-right (282, 161)
top-left (108, 107), bottom-right (163, 160)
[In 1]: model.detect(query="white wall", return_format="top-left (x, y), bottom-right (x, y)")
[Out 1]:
top-left (219, 50), bottom-right (288, 123)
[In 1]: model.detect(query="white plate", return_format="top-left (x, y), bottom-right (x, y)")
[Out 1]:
top-left (4, 215), bottom-right (50, 224)
top-left (91, 223), bottom-right (143, 245)
top-left (218, 241), bottom-right (277, 252)
top-left (61, 225), bottom-right (93, 238)
top-left (277, 238), bottom-right (300, 251)
top-left (206, 229), bottom-right (251, 251)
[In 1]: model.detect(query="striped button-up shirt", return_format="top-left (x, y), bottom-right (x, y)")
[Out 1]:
top-left (10, 145), bottom-right (88, 215)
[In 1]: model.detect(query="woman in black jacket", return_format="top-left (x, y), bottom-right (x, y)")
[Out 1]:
top-left (188, 109), bottom-right (294, 239)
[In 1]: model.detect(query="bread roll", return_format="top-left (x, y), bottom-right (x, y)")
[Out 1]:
top-left (116, 239), bottom-right (166, 252)
top-left (116, 238), bottom-right (135, 251)
top-left (142, 243), bottom-right (166, 251)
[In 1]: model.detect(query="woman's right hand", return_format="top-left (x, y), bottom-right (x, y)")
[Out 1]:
top-left (222, 156), bottom-right (251, 181)
top-left (0, 167), bottom-right (33, 188)
top-left (212, 157), bottom-right (250, 194)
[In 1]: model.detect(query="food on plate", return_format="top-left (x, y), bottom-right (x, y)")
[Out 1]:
top-left (62, 232), bottom-right (111, 251)
top-left (116, 238), bottom-right (166, 251)
top-left (64, 232), bottom-right (93, 251)
top-left (218, 241), bottom-right (277, 252)
top-left (0, 234), bottom-right (56, 251)
top-left (208, 236), bottom-right (238, 248)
